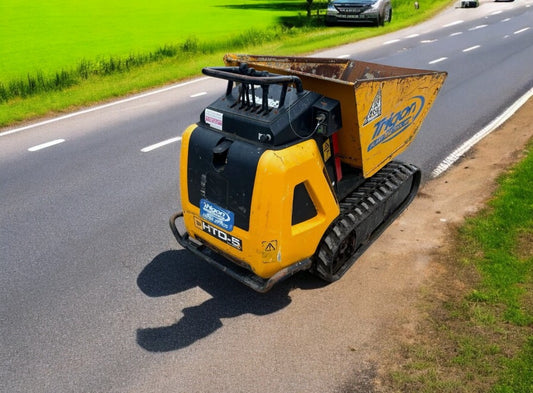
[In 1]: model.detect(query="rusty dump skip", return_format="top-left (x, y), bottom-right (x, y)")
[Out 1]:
top-left (224, 54), bottom-right (447, 177)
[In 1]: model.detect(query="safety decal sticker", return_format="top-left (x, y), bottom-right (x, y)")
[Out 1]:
top-left (262, 240), bottom-right (279, 262)
top-left (200, 199), bottom-right (234, 231)
top-left (204, 108), bottom-right (223, 130)
top-left (322, 139), bottom-right (332, 162)
top-left (262, 240), bottom-right (277, 252)
top-left (363, 87), bottom-right (382, 126)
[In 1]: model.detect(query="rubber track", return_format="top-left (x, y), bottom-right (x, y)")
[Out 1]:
top-left (313, 161), bottom-right (420, 282)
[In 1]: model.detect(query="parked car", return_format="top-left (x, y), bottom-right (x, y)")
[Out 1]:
top-left (460, 0), bottom-right (479, 7)
top-left (325, 0), bottom-right (392, 26)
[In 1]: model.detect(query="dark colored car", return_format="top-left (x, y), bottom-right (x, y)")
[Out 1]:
top-left (325, 0), bottom-right (392, 26)
top-left (460, 0), bottom-right (479, 7)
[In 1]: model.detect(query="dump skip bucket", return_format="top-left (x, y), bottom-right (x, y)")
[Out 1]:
top-left (224, 54), bottom-right (447, 177)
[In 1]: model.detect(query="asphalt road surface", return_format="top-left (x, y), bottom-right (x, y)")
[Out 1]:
top-left (1, 1), bottom-right (532, 392)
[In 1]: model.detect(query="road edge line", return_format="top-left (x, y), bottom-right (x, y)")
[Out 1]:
top-left (1, 77), bottom-right (210, 137)
top-left (431, 86), bottom-right (533, 178)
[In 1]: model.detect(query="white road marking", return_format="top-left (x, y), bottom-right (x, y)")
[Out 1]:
top-left (1, 77), bottom-right (211, 137)
top-left (337, 54), bottom-right (350, 59)
top-left (463, 45), bottom-right (481, 52)
top-left (432, 86), bottom-right (533, 178)
top-left (490, 10), bottom-right (503, 15)
top-left (469, 24), bottom-right (488, 31)
top-left (28, 139), bottom-right (65, 152)
top-left (141, 137), bottom-right (181, 152)
top-left (449, 32), bottom-right (463, 37)
top-left (428, 57), bottom-right (447, 64)
top-left (190, 92), bottom-right (207, 98)
top-left (443, 20), bottom-right (463, 28)
top-left (501, 18), bottom-right (511, 22)
top-left (420, 39), bottom-right (438, 43)
top-left (405, 33), bottom-right (420, 39)
top-left (514, 27), bottom-right (530, 35)
top-left (383, 39), bottom-right (400, 45)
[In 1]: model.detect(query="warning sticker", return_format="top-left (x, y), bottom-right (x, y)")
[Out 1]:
top-left (262, 240), bottom-right (278, 262)
top-left (263, 241), bottom-right (277, 252)
top-left (205, 108), bottom-right (223, 130)
top-left (363, 87), bottom-right (382, 126)
top-left (322, 139), bottom-right (332, 162)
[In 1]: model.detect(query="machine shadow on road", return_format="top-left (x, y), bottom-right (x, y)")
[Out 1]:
top-left (136, 250), bottom-right (326, 352)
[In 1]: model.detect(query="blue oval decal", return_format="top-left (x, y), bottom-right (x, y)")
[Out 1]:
top-left (367, 95), bottom-right (425, 152)
top-left (200, 199), bottom-right (235, 231)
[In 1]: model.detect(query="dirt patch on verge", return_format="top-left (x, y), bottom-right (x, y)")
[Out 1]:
top-left (367, 97), bottom-right (533, 391)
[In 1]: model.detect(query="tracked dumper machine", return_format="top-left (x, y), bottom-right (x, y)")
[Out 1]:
top-left (170, 54), bottom-right (446, 292)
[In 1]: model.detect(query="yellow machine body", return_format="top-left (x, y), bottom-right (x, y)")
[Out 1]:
top-left (170, 55), bottom-right (447, 292)
top-left (224, 54), bottom-right (447, 177)
top-left (179, 124), bottom-right (340, 279)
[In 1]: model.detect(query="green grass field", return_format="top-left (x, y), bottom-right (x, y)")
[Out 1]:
top-left (0, 0), bottom-right (453, 126)
top-left (0, 0), bottom-right (305, 80)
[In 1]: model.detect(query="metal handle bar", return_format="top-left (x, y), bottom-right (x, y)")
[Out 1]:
top-left (202, 65), bottom-right (303, 93)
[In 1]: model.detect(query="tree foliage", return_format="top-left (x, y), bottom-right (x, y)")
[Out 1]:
top-left (306, 0), bottom-right (313, 17)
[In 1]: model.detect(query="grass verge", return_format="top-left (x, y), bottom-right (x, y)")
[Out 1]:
top-left (0, 0), bottom-right (453, 128)
top-left (0, 0), bottom-right (310, 80)
top-left (385, 138), bottom-right (533, 393)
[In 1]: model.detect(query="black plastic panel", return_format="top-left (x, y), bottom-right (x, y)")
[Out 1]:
top-left (292, 182), bottom-right (317, 225)
top-left (187, 126), bottom-right (266, 231)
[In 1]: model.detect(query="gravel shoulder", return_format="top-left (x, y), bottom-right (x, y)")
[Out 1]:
top-left (364, 97), bottom-right (533, 391)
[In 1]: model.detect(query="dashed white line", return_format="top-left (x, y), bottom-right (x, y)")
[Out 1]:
top-left (490, 10), bottom-right (503, 15)
top-left (469, 24), bottom-right (488, 31)
top-left (463, 45), bottom-right (481, 52)
top-left (428, 57), bottom-right (447, 65)
top-left (501, 18), bottom-right (511, 22)
top-left (337, 54), bottom-right (350, 59)
top-left (420, 39), bottom-right (437, 43)
top-left (190, 92), bottom-right (207, 98)
top-left (1, 77), bottom-right (211, 137)
top-left (432, 86), bottom-right (533, 178)
top-left (28, 139), bottom-right (65, 152)
top-left (449, 32), bottom-right (463, 37)
top-left (514, 27), bottom-right (531, 35)
top-left (141, 137), bottom-right (181, 152)
top-left (405, 33), bottom-right (420, 39)
top-left (443, 20), bottom-right (463, 28)
top-left (383, 39), bottom-right (400, 45)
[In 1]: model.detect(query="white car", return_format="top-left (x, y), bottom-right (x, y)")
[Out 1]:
top-left (325, 0), bottom-right (392, 26)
